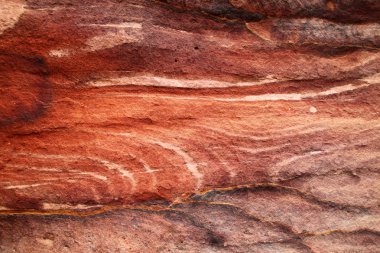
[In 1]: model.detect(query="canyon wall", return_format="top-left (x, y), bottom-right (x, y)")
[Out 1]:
top-left (0, 0), bottom-right (379, 252)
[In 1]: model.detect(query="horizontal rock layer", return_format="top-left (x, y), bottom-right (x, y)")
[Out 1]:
top-left (0, 0), bottom-right (379, 252)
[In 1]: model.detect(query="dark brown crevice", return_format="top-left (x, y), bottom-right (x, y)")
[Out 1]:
top-left (191, 184), bottom-right (375, 214)
top-left (154, 0), bottom-right (265, 22)
top-left (228, 0), bottom-right (380, 23)
top-left (173, 201), bottom-right (315, 252)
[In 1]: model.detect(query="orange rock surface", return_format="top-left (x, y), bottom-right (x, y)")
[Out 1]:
top-left (0, 0), bottom-right (379, 252)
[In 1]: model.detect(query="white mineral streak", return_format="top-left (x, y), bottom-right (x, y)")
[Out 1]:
top-left (14, 153), bottom-right (136, 192)
top-left (231, 83), bottom-right (372, 102)
top-left (341, 53), bottom-right (380, 71)
top-left (237, 144), bottom-right (291, 155)
top-left (88, 75), bottom-right (282, 88)
top-left (275, 150), bottom-right (327, 168)
top-left (271, 129), bottom-right (380, 178)
top-left (138, 158), bottom-right (158, 189)
top-left (4, 183), bottom-right (52, 190)
top-left (48, 49), bottom-right (71, 58)
top-left (97, 74), bottom-right (377, 100)
top-left (98, 131), bottom-right (204, 192)
top-left (149, 139), bottom-right (203, 191)
top-left (361, 72), bottom-right (380, 84)
top-left (69, 170), bottom-right (108, 181)
top-left (42, 203), bottom-right (102, 210)
top-left (199, 124), bottom-right (327, 141)
top-left (84, 22), bottom-right (143, 51)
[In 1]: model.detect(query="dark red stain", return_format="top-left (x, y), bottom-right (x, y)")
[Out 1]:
top-left (0, 53), bottom-right (52, 127)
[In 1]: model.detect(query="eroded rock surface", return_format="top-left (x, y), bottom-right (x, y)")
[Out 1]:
top-left (0, 0), bottom-right (379, 252)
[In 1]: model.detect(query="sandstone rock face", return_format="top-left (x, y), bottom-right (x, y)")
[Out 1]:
top-left (0, 0), bottom-right (379, 252)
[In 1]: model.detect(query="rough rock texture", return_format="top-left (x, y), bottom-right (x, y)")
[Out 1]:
top-left (0, 0), bottom-right (379, 252)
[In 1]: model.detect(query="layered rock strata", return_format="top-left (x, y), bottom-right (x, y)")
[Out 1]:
top-left (0, 0), bottom-right (379, 252)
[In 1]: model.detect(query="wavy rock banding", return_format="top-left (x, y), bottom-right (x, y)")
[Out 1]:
top-left (0, 0), bottom-right (379, 252)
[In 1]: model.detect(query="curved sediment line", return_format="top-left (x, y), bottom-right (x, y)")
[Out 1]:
top-left (11, 152), bottom-right (137, 192)
top-left (97, 78), bottom-right (377, 102)
top-left (88, 130), bottom-right (204, 193)
top-left (147, 139), bottom-right (203, 191)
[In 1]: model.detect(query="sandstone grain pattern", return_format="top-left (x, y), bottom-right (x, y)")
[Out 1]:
top-left (0, 0), bottom-right (379, 252)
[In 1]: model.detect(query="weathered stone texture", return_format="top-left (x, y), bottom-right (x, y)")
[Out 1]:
top-left (0, 0), bottom-right (379, 252)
